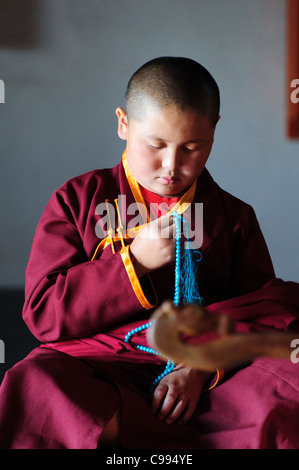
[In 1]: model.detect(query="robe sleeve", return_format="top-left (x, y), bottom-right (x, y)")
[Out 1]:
top-left (22, 185), bottom-right (157, 343)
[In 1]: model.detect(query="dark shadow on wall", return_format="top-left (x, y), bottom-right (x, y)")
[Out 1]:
top-left (0, 0), bottom-right (41, 48)
top-left (0, 289), bottom-right (40, 383)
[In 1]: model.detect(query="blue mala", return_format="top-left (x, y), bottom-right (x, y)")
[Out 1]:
top-left (125, 211), bottom-right (202, 393)
top-left (173, 211), bottom-right (203, 307)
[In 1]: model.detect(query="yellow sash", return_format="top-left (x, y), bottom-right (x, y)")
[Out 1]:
top-left (91, 150), bottom-right (197, 260)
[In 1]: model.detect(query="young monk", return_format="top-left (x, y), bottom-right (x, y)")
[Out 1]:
top-left (0, 57), bottom-right (299, 449)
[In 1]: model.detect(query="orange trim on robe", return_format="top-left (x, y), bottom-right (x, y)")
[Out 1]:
top-left (204, 369), bottom-right (225, 391)
top-left (91, 152), bottom-right (224, 387)
top-left (91, 150), bottom-right (198, 260)
top-left (119, 245), bottom-right (157, 310)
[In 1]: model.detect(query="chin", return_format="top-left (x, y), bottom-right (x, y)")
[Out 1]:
top-left (160, 188), bottom-right (184, 198)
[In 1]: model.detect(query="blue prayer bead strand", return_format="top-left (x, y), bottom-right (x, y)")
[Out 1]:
top-left (149, 360), bottom-right (176, 392)
top-left (125, 322), bottom-right (175, 392)
top-left (124, 322), bottom-right (153, 343)
top-left (173, 213), bottom-right (181, 307)
top-left (124, 212), bottom-right (202, 392)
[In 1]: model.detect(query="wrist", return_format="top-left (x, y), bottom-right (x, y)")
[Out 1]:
top-left (174, 364), bottom-right (213, 384)
top-left (129, 246), bottom-right (151, 278)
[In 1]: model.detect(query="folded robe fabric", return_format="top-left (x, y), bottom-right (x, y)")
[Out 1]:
top-left (0, 155), bottom-right (299, 449)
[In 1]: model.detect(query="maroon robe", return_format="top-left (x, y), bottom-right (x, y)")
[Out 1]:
top-left (0, 155), bottom-right (299, 449)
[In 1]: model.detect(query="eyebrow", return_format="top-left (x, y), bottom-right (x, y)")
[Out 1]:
top-left (148, 135), bottom-right (205, 144)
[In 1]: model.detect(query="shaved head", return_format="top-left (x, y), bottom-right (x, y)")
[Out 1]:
top-left (125, 57), bottom-right (220, 127)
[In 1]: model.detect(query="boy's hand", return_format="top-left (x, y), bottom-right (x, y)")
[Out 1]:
top-left (152, 365), bottom-right (211, 425)
top-left (129, 213), bottom-right (176, 278)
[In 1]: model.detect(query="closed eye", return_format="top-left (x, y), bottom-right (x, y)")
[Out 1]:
top-left (184, 147), bottom-right (201, 152)
top-left (148, 143), bottom-right (165, 150)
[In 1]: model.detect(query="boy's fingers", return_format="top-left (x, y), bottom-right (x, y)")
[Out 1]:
top-left (177, 398), bottom-right (197, 424)
top-left (154, 213), bottom-right (181, 231)
top-left (165, 399), bottom-right (187, 424)
top-left (152, 384), bottom-right (167, 414)
top-left (156, 388), bottom-right (180, 421)
top-left (155, 212), bottom-right (174, 228)
top-left (153, 214), bottom-right (175, 237)
top-left (160, 221), bottom-right (175, 238)
top-left (140, 213), bottom-right (176, 239)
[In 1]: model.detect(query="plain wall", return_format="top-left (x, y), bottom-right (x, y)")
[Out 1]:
top-left (0, 0), bottom-right (298, 287)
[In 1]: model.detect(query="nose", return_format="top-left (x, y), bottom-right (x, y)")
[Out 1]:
top-left (161, 149), bottom-right (181, 173)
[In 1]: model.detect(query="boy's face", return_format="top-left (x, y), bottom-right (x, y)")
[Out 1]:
top-left (116, 103), bottom-right (217, 197)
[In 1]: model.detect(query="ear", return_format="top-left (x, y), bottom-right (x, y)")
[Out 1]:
top-left (116, 107), bottom-right (128, 140)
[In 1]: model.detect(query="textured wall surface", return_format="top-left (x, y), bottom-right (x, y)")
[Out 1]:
top-left (0, 0), bottom-right (298, 287)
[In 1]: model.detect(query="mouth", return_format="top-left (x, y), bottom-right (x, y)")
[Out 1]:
top-left (158, 176), bottom-right (180, 185)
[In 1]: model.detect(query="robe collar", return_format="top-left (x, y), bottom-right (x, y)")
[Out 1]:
top-left (92, 150), bottom-right (226, 259)
top-left (121, 149), bottom-right (197, 224)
